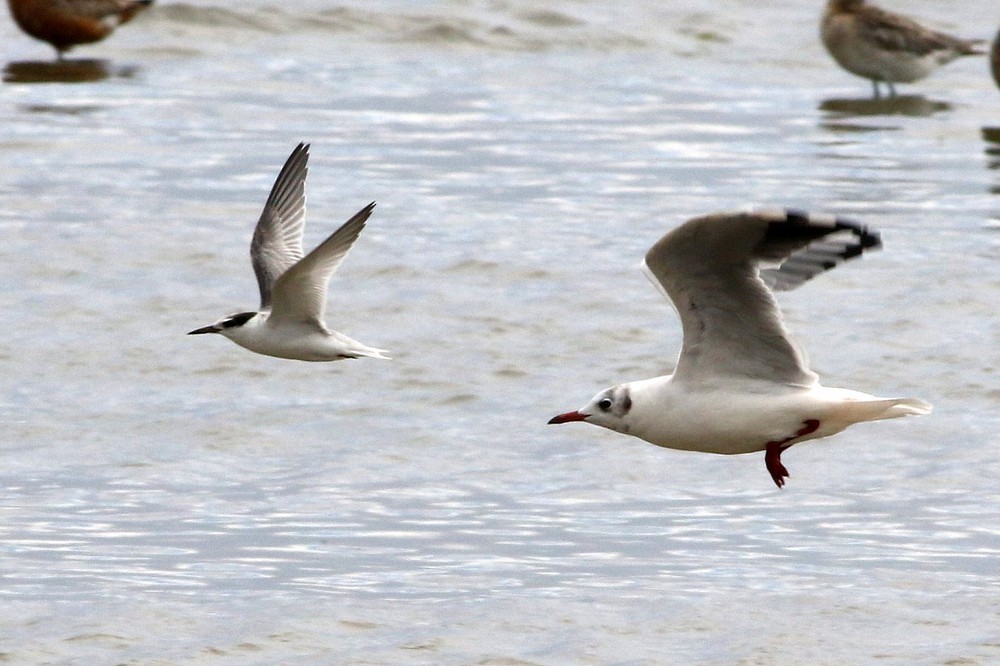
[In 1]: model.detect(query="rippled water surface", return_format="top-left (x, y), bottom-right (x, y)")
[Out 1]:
top-left (1, 1), bottom-right (998, 664)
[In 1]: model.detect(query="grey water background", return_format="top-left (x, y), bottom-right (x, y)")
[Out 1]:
top-left (1, 1), bottom-right (998, 663)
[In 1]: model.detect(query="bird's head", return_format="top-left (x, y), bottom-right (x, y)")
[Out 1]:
top-left (548, 384), bottom-right (633, 434)
top-left (188, 311), bottom-right (258, 337)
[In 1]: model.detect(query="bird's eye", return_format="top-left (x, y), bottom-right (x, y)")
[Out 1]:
top-left (598, 398), bottom-right (613, 412)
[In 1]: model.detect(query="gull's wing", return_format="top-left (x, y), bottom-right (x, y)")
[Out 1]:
top-left (268, 202), bottom-right (376, 327)
top-left (642, 210), bottom-right (881, 386)
top-left (250, 143), bottom-right (309, 309)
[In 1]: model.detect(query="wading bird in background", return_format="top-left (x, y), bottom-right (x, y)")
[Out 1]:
top-left (820, 0), bottom-right (983, 98)
top-left (991, 28), bottom-right (1000, 90)
top-left (7, 0), bottom-right (154, 59)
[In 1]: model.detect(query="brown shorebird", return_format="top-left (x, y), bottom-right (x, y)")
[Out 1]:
top-left (991, 28), bottom-right (1000, 90)
top-left (7, 0), bottom-right (154, 59)
top-left (821, 0), bottom-right (983, 97)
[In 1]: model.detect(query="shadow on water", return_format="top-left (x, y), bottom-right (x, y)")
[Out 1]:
top-left (2, 59), bottom-right (140, 84)
top-left (818, 95), bottom-right (952, 119)
top-left (981, 127), bottom-right (1000, 195)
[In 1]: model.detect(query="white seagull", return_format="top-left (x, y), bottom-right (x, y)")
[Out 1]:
top-left (189, 143), bottom-right (389, 362)
top-left (548, 210), bottom-right (931, 488)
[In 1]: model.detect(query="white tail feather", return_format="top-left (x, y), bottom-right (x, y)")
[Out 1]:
top-left (881, 398), bottom-right (933, 418)
top-left (847, 397), bottom-right (933, 422)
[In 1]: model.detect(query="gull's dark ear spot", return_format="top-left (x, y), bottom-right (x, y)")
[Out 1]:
top-left (621, 386), bottom-right (632, 414)
top-left (222, 311), bottom-right (257, 329)
top-left (598, 386), bottom-right (631, 417)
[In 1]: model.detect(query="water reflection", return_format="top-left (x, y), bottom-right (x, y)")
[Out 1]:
top-left (818, 95), bottom-right (952, 119)
top-left (981, 127), bottom-right (1000, 153)
top-left (18, 103), bottom-right (105, 115)
top-left (981, 127), bottom-right (1000, 195)
top-left (2, 59), bottom-right (139, 84)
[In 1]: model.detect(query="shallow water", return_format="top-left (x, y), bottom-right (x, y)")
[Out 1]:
top-left (1, 1), bottom-right (998, 664)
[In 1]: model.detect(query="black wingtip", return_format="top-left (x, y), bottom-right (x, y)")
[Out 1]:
top-left (767, 210), bottom-right (881, 251)
top-left (832, 216), bottom-right (881, 251)
top-left (355, 201), bottom-right (376, 219)
top-left (759, 210), bottom-right (884, 292)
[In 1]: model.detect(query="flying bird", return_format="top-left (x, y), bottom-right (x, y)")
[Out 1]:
top-left (7, 0), bottom-right (154, 59)
top-left (189, 143), bottom-right (389, 362)
top-left (548, 210), bottom-right (931, 488)
top-left (820, 0), bottom-right (983, 98)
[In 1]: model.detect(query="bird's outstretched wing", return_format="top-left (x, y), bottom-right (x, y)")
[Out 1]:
top-left (268, 202), bottom-right (376, 327)
top-left (251, 142), bottom-right (309, 309)
top-left (642, 209), bottom-right (880, 386)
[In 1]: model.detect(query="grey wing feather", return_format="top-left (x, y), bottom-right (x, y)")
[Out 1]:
top-left (251, 142), bottom-right (309, 309)
top-left (643, 210), bottom-right (880, 386)
top-left (863, 7), bottom-right (983, 57)
top-left (268, 202), bottom-right (376, 327)
top-left (760, 232), bottom-right (879, 292)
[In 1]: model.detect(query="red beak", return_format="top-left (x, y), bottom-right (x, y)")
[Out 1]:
top-left (548, 410), bottom-right (588, 425)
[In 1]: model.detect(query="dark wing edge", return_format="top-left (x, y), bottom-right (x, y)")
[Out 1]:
top-left (250, 142), bottom-right (310, 308)
top-left (758, 210), bottom-right (881, 292)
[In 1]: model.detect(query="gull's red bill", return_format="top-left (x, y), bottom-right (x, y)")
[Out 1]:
top-left (547, 411), bottom-right (588, 425)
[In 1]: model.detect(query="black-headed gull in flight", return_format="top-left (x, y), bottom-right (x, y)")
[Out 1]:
top-left (189, 143), bottom-right (389, 362)
top-left (548, 210), bottom-right (931, 488)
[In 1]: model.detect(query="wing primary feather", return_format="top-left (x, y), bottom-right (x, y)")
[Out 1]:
top-left (251, 143), bottom-right (310, 309)
top-left (762, 214), bottom-right (882, 292)
top-left (267, 202), bottom-right (377, 327)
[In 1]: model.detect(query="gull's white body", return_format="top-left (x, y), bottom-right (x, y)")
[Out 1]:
top-left (820, 0), bottom-right (983, 97)
top-left (549, 209), bottom-right (931, 487)
top-left (189, 143), bottom-right (388, 362)
top-left (621, 376), bottom-right (923, 456)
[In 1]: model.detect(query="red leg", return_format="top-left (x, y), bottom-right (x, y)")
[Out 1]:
top-left (764, 419), bottom-right (820, 489)
top-left (765, 442), bottom-right (789, 488)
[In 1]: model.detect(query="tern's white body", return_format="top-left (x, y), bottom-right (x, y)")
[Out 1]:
top-left (549, 210), bottom-right (931, 488)
top-left (189, 142), bottom-right (388, 362)
top-left (217, 311), bottom-right (386, 362)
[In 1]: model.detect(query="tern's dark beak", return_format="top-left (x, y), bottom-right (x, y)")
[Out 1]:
top-left (548, 410), bottom-right (589, 425)
top-left (188, 324), bottom-right (221, 335)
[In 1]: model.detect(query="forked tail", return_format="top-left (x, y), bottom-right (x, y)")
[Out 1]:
top-left (346, 346), bottom-right (391, 360)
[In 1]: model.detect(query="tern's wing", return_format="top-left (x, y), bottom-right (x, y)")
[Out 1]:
top-left (642, 209), bottom-right (880, 386)
top-left (250, 143), bottom-right (309, 309)
top-left (268, 202), bottom-right (376, 327)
